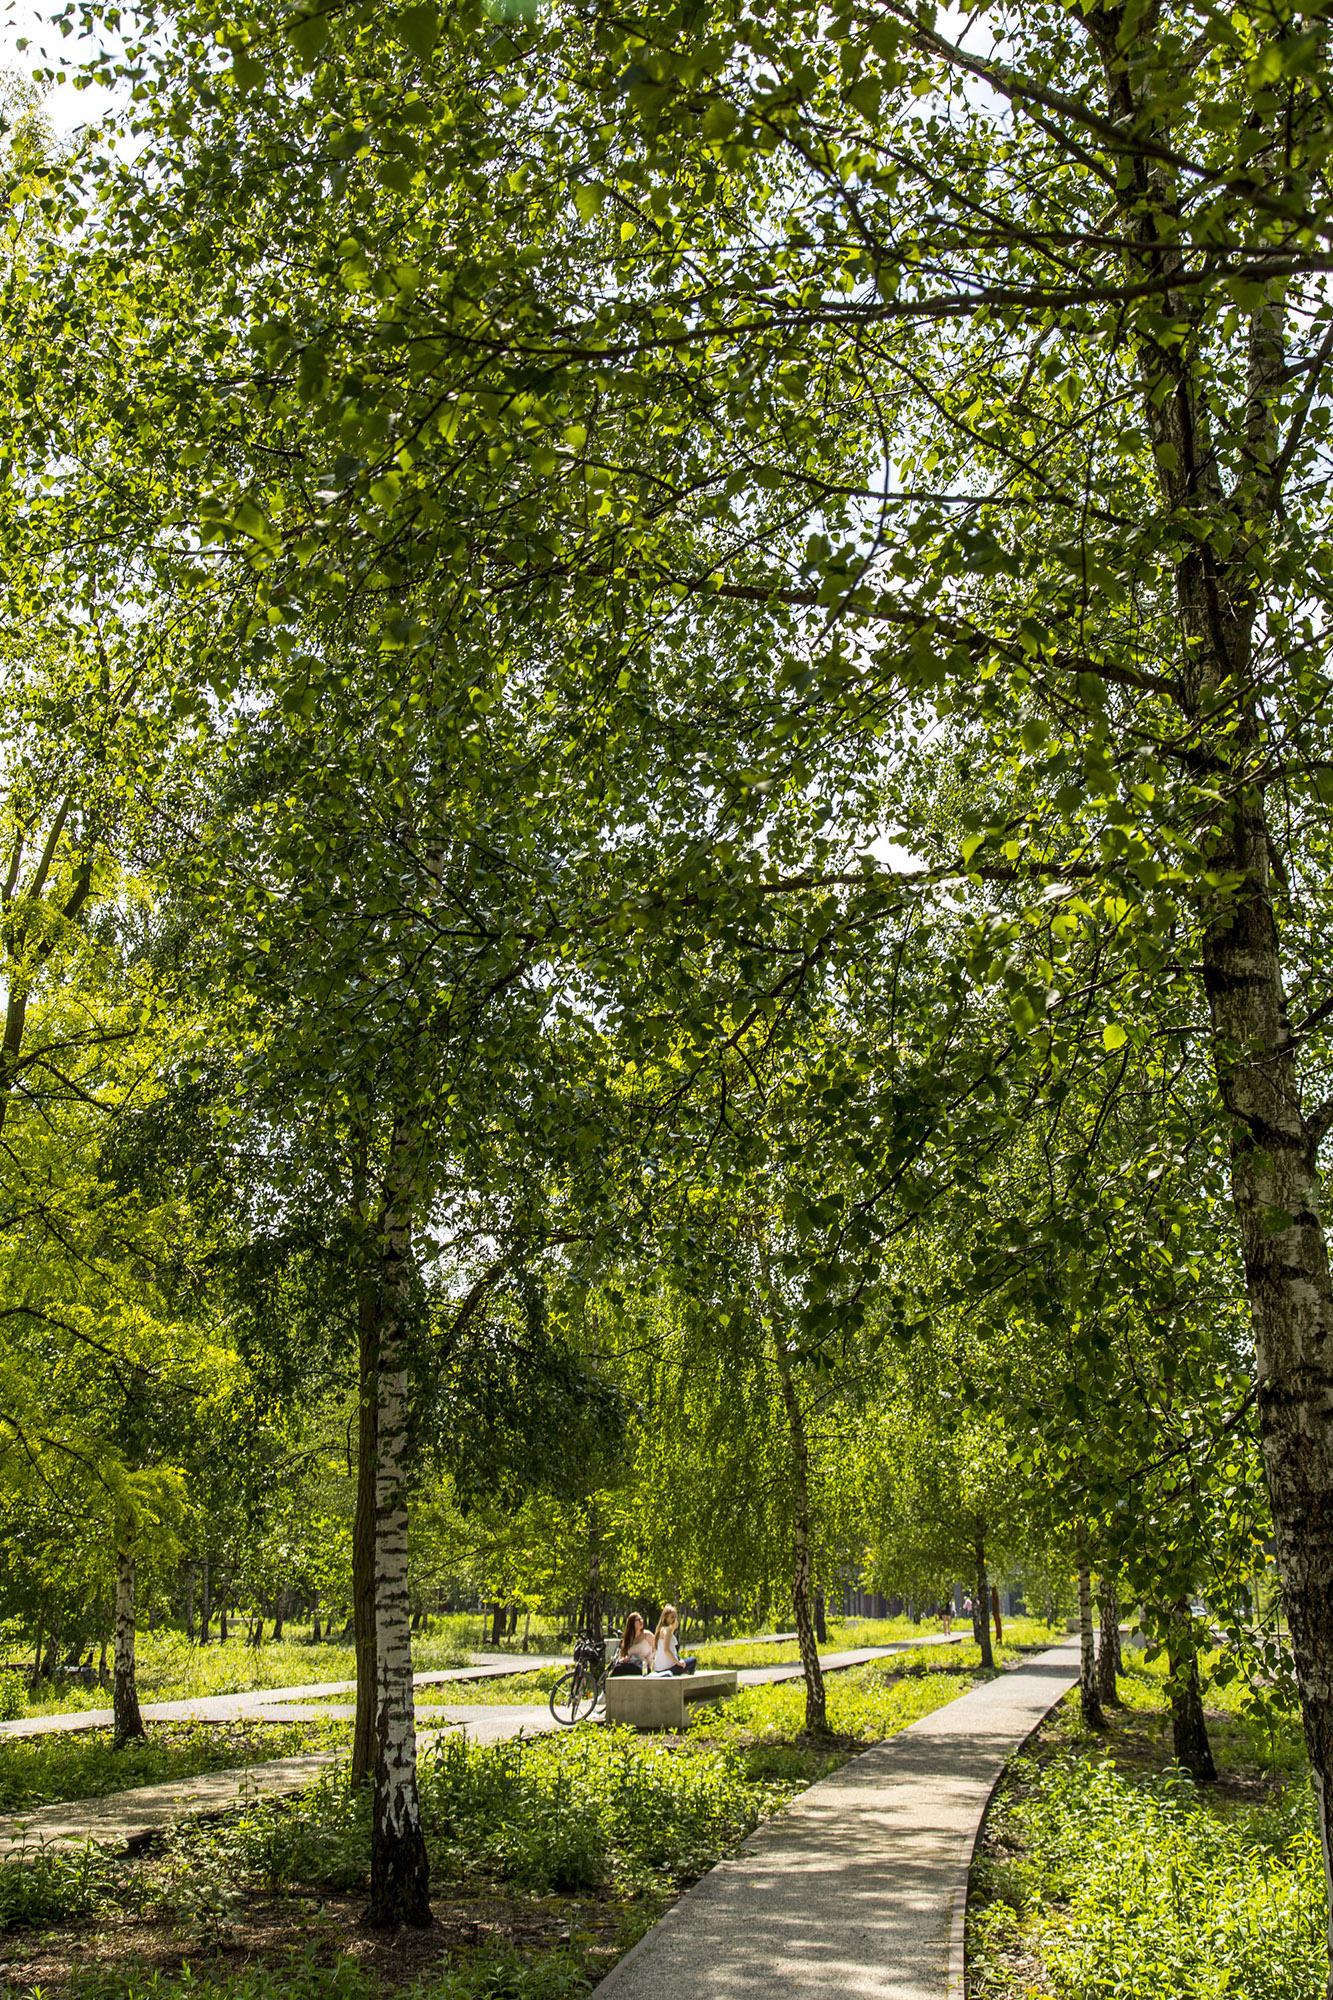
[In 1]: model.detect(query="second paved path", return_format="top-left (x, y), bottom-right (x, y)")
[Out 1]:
top-left (593, 1641), bottom-right (1078, 2000)
top-left (0, 1704), bottom-right (562, 1858)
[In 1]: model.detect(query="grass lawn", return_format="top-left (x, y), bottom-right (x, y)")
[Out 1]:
top-left (7, 1613), bottom-right (1058, 1723)
top-left (14, 1628), bottom-right (474, 1717)
top-left (399, 1620), bottom-right (1059, 1711)
top-left (969, 1650), bottom-right (1323, 2000)
top-left (0, 1720), bottom-right (351, 1812)
top-left (0, 1647), bottom-right (1011, 1998)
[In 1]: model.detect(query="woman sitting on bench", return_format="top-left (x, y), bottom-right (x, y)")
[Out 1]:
top-left (652, 1605), bottom-right (696, 1675)
top-left (611, 1611), bottom-right (653, 1676)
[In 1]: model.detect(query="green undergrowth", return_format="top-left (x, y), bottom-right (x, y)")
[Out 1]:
top-left (0, 1649), bottom-right (996, 1996)
top-left (64, 1946), bottom-right (598, 2000)
top-left (139, 1725), bottom-right (786, 1910)
top-left (0, 1719), bottom-right (349, 1812)
top-left (969, 1654), bottom-right (1323, 2000)
top-left (694, 1659), bottom-right (974, 1762)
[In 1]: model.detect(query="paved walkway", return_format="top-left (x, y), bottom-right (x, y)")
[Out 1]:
top-left (0, 1631), bottom-right (977, 1865)
top-left (0, 1660), bottom-right (566, 1740)
top-left (593, 1640), bottom-right (1079, 2000)
top-left (0, 1640), bottom-right (958, 1739)
top-left (0, 1703), bottom-right (562, 1857)
top-left (735, 1635), bottom-right (962, 1687)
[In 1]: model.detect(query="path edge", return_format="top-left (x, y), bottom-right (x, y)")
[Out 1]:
top-left (944, 1677), bottom-right (1074, 2000)
top-left (589, 1725), bottom-right (907, 2000)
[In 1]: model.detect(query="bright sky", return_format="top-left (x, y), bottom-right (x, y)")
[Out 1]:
top-left (1, 0), bottom-right (120, 134)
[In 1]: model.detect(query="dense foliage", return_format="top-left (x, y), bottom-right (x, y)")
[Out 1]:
top-left (2, 0), bottom-right (1331, 1983)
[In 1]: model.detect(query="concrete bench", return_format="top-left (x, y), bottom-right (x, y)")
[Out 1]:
top-left (603, 1669), bottom-right (738, 1730)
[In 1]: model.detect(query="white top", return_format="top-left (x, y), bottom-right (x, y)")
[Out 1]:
top-left (653, 1627), bottom-right (679, 1672)
top-left (626, 1634), bottom-right (652, 1665)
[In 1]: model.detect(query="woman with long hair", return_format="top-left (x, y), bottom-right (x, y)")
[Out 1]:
top-left (653, 1605), bottom-right (681, 1673)
top-left (611, 1611), bottom-right (652, 1676)
top-left (652, 1604), bottom-right (696, 1675)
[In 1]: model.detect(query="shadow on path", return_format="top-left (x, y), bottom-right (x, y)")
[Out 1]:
top-left (593, 1640), bottom-right (1079, 2000)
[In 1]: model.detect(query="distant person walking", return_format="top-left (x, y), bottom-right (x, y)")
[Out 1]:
top-left (940, 1601), bottom-right (954, 1637)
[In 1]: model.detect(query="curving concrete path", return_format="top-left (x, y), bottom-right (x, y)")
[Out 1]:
top-left (0, 1632), bottom-right (972, 1866)
top-left (0, 1660), bottom-right (567, 1740)
top-left (0, 1703), bottom-right (563, 1858)
top-left (593, 1640), bottom-right (1078, 2000)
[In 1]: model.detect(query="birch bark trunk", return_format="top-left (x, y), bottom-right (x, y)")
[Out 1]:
top-left (771, 1331), bottom-right (828, 1735)
top-left (755, 1227), bottom-right (828, 1734)
top-left (113, 1544), bottom-right (146, 1747)
top-left (973, 1531), bottom-right (993, 1671)
top-left (1097, 1574), bottom-right (1121, 1706)
top-left (367, 1126), bottom-right (430, 1928)
top-left (1081, 12), bottom-right (1333, 1972)
top-left (1167, 1608), bottom-right (1216, 1782)
top-left (352, 1261), bottom-right (379, 1787)
top-left (1076, 1547), bottom-right (1103, 1730)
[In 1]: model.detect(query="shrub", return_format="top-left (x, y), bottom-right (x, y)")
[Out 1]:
top-left (978, 1751), bottom-right (1326, 2000)
top-left (0, 1840), bottom-right (110, 1930)
top-left (65, 1944), bottom-right (593, 2000)
top-left (162, 1768), bottom-right (371, 1896)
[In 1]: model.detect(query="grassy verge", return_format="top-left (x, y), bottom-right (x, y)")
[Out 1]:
top-left (968, 1651), bottom-right (1323, 2000)
top-left (14, 1629), bottom-right (474, 1717)
top-left (0, 1652), bottom-right (999, 1998)
top-left (408, 1629), bottom-right (1052, 1709)
top-left (8, 1614), bottom-right (1059, 1721)
top-left (0, 1720), bottom-right (351, 1812)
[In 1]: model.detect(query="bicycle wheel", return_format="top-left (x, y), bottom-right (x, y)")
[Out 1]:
top-left (549, 1666), bottom-right (600, 1726)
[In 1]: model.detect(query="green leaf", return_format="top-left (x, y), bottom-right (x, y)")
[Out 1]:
top-left (285, 11), bottom-right (330, 62)
top-left (1102, 1023), bottom-right (1128, 1051)
top-left (398, 4), bottom-right (440, 58)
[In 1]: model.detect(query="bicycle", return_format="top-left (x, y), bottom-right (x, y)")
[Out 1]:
top-left (548, 1635), bottom-right (606, 1726)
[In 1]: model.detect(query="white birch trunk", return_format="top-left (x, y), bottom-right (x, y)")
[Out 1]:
top-left (1076, 1548), bottom-right (1103, 1731)
top-left (113, 1544), bottom-right (145, 1747)
top-left (367, 1126), bottom-right (430, 1927)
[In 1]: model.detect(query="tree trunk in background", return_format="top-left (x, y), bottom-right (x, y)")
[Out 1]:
top-left (184, 1562), bottom-right (195, 1643)
top-left (507, 1603), bottom-right (519, 1638)
top-left (312, 1595), bottom-right (322, 1643)
top-left (367, 1127), bottom-right (430, 1928)
top-left (991, 1584), bottom-right (1003, 1646)
top-left (1167, 1618), bottom-right (1217, 1781)
top-left (218, 1590), bottom-right (229, 1643)
top-left (199, 1557), bottom-right (211, 1645)
top-left (1080, 12), bottom-right (1333, 1969)
top-left (97, 1631), bottom-right (109, 1688)
top-left (273, 1591), bottom-right (285, 1641)
top-left (814, 1589), bottom-right (827, 1645)
top-left (490, 1601), bottom-right (506, 1646)
top-left (352, 1259), bottom-right (380, 1788)
top-left (579, 1506), bottom-right (603, 1640)
top-left (771, 1329), bottom-right (827, 1734)
top-left (974, 1531), bottom-right (994, 1671)
top-left (1077, 1549), bottom-right (1104, 1730)
top-left (113, 1545), bottom-right (146, 1747)
top-left (1097, 1574), bottom-right (1122, 1705)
